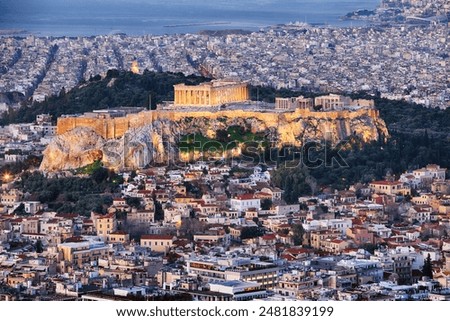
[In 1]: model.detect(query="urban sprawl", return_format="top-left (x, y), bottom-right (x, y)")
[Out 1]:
top-left (0, 0), bottom-right (449, 110)
top-left (0, 0), bottom-right (449, 302)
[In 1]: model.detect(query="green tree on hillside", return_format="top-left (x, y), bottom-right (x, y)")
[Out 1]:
top-left (422, 253), bottom-right (433, 279)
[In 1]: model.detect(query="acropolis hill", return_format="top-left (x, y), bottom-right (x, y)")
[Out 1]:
top-left (40, 82), bottom-right (389, 171)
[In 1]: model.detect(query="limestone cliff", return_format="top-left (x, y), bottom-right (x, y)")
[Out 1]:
top-left (40, 127), bottom-right (106, 171)
top-left (40, 108), bottom-right (389, 171)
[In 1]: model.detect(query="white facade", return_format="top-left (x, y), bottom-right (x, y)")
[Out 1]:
top-left (209, 280), bottom-right (266, 300)
top-left (304, 219), bottom-right (352, 236)
top-left (230, 195), bottom-right (260, 213)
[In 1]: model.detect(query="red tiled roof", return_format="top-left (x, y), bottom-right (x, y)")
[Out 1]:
top-left (285, 247), bottom-right (310, 255)
top-left (97, 214), bottom-right (115, 219)
top-left (234, 193), bottom-right (256, 200)
top-left (261, 234), bottom-right (277, 240)
top-left (278, 224), bottom-right (291, 228)
top-left (281, 253), bottom-right (297, 261)
top-left (141, 235), bottom-right (174, 240)
top-left (370, 180), bottom-right (402, 186)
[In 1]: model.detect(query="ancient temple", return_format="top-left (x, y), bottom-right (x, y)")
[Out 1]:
top-left (173, 80), bottom-right (249, 107)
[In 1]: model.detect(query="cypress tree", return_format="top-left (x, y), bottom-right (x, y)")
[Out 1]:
top-left (422, 253), bottom-right (433, 279)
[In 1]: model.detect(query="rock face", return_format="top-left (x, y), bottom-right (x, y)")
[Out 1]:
top-left (40, 127), bottom-right (105, 171)
top-left (40, 108), bottom-right (389, 171)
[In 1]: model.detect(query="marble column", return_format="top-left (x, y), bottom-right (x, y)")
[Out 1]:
top-left (201, 90), bottom-right (206, 105)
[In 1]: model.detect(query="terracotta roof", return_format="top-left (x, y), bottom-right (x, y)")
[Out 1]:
top-left (370, 180), bottom-right (402, 186)
top-left (97, 214), bottom-right (115, 219)
top-left (141, 235), bottom-right (174, 240)
top-left (261, 234), bottom-right (277, 240)
top-left (278, 224), bottom-right (291, 228)
top-left (285, 247), bottom-right (310, 255)
top-left (281, 253), bottom-right (297, 261)
top-left (234, 193), bottom-right (256, 200)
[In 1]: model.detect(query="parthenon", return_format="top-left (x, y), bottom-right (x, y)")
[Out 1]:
top-left (173, 80), bottom-right (249, 107)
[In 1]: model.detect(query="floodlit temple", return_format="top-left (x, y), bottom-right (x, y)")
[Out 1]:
top-left (275, 94), bottom-right (375, 111)
top-left (173, 80), bottom-right (249, 107)
top-left (314, 94), bottom-right (374, 111)
top-left (275, 96), bottom-right (313, 110)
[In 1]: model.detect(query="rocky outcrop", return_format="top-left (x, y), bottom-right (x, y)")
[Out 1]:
top-left (40, 108), bottom-right (389, 171)
top-left (40, 127), bottom-right (106, 171)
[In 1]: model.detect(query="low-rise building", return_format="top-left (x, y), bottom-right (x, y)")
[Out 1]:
top-left (369, 180), bottom-right (410, 196)
top-left (94, 213), bottom-right (117, 238)
top-left (230, 194), bottom-right (260, 213)
top-left (140, 235), bottom-right (175, 253)
top-left (208, 280), bottom-right (267, 301)
top-left (58, 239), bottom-right (110, 268)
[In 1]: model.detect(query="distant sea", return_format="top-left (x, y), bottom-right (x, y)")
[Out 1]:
top-left (0, 0), bottom-right (381, 37)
